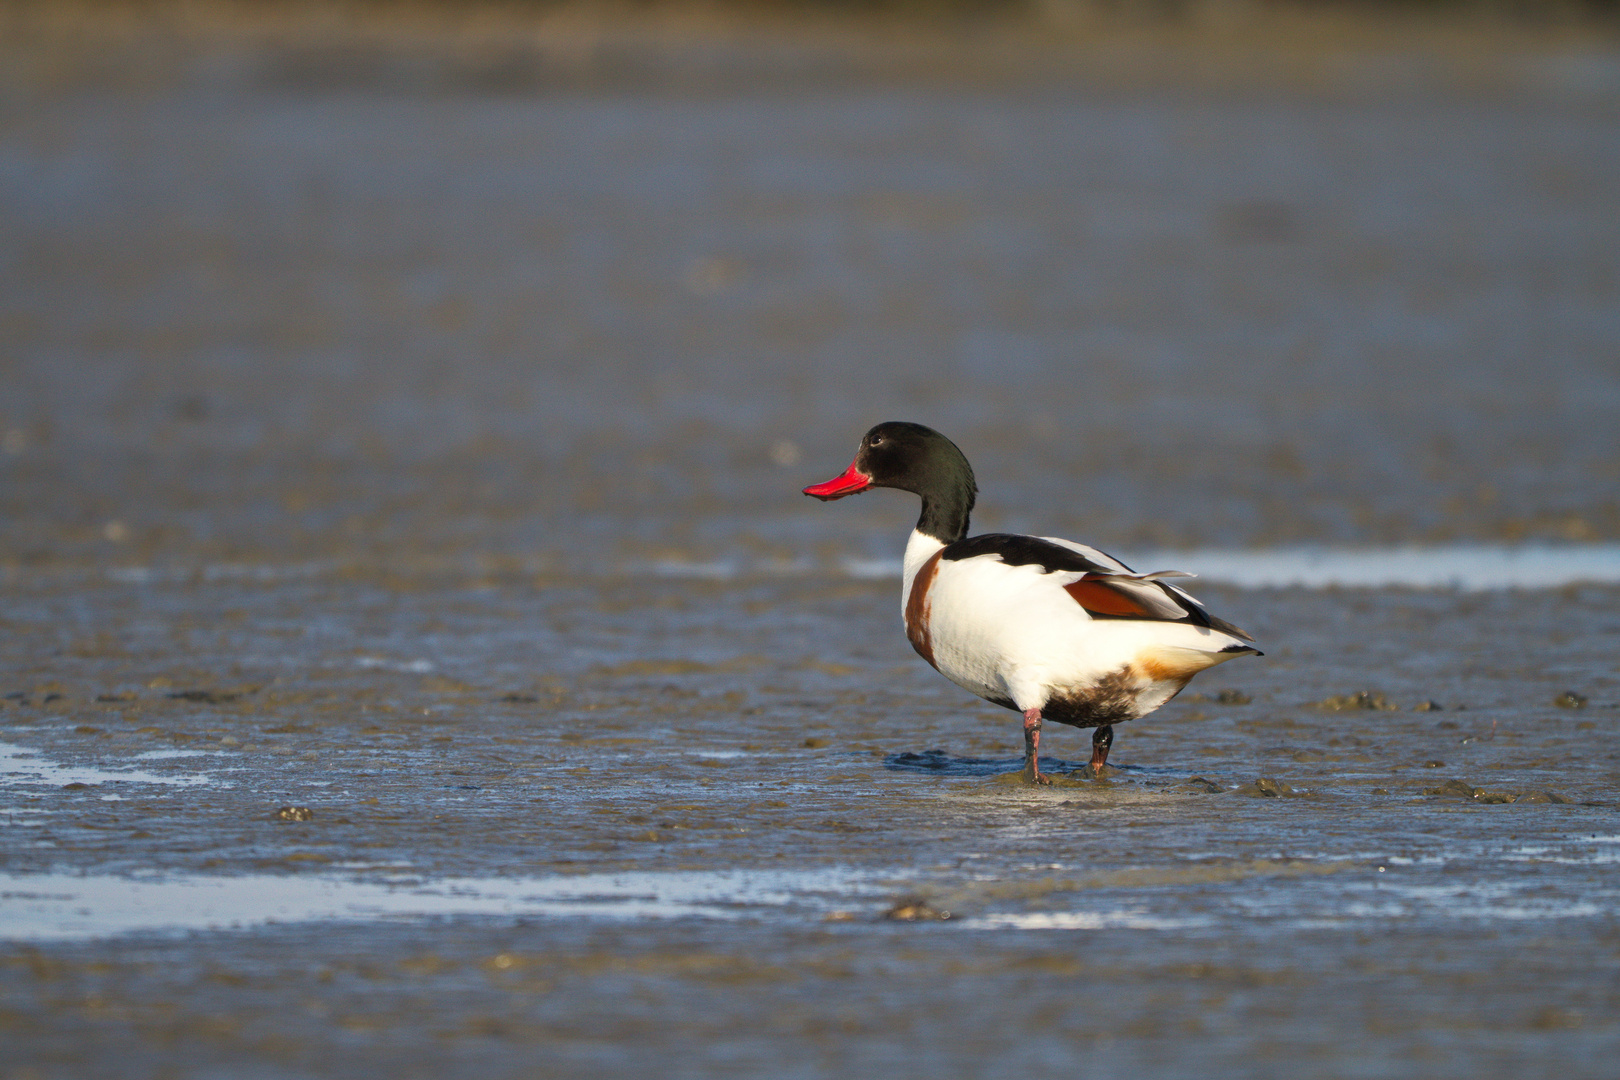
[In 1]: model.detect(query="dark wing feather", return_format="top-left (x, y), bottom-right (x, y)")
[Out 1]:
top-left (1157, 581), bottom-right (1257, 641)
top-left (941, 534), bottom-right (1130, 574)
top-left (942, 533), bottom-right (1256, 641)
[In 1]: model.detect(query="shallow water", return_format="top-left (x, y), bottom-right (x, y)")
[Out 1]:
top-left (0, 866), bottom-right (887, 940)
top-left (4, 565), bottom-right (1619, 1076)
top-left (4, 18), bottom-right (1620, 1080)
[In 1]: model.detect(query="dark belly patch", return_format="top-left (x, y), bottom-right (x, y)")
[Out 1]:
top-left (1039, 666), bottom-right (1150, 729)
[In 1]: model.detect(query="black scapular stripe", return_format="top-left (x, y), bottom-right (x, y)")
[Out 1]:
top-left (939, 533), bottom-right (1130, 575)
top-left (942, 532), bottom-right (1257, 643)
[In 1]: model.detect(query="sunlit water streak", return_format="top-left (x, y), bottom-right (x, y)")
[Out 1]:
top-left (5, 834), bottom-right (1616, 941)
top-left (654, 544), bottom-right (1620, 589)
top-left (0, 868), bottom-right (881, 941)
top-left (0, 741), bottom-right (220, 791)
top-left (9, 544), bottom-right (1619, 591)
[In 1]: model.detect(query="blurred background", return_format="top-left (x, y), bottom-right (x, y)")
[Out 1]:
top-left (3, 0), bottom-right (1618, 575)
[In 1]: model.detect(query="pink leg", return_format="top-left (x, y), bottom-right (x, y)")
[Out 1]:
top-left (1022, 708), bottom-right (1050, 784)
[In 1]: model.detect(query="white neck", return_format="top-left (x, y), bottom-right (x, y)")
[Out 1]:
top-left (900, 529), bottom-right (947, 614)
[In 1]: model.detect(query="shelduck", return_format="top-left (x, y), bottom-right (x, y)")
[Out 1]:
top-left (804, 421), bottom-right (1261, 783)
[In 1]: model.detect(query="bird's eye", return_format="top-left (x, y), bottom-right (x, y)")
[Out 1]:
top-left (870, 435), bottom-right (883, 446)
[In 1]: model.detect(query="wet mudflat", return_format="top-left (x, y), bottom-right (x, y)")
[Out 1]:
top-left (3, 568), bottom-right (1619, 1077)
top-left (4, 7), bottom-right (1620, 1077)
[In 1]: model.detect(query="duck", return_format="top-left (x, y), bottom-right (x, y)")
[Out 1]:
top-left (803, 421), bottom-right (1261, 784)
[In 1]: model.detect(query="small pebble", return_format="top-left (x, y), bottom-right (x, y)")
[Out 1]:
top-left (169, 688), bottom-right (248, 704)
top-left (884, 896), bottom-right (950, 921)
top-left (1554, 691), bottom-right (1587, 709)
top-left (1241, 777), bottom-right (1294, 798)
top-left (1425, 779), bottom-right (1477, 798)
top-left (1316, 691), bottom-right (1396, 711)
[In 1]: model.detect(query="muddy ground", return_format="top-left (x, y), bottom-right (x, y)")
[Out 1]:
top-left (3, 572), bottom-right (1619, 1077)
top-left (3, 6), bottom-right (1619, 1078)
